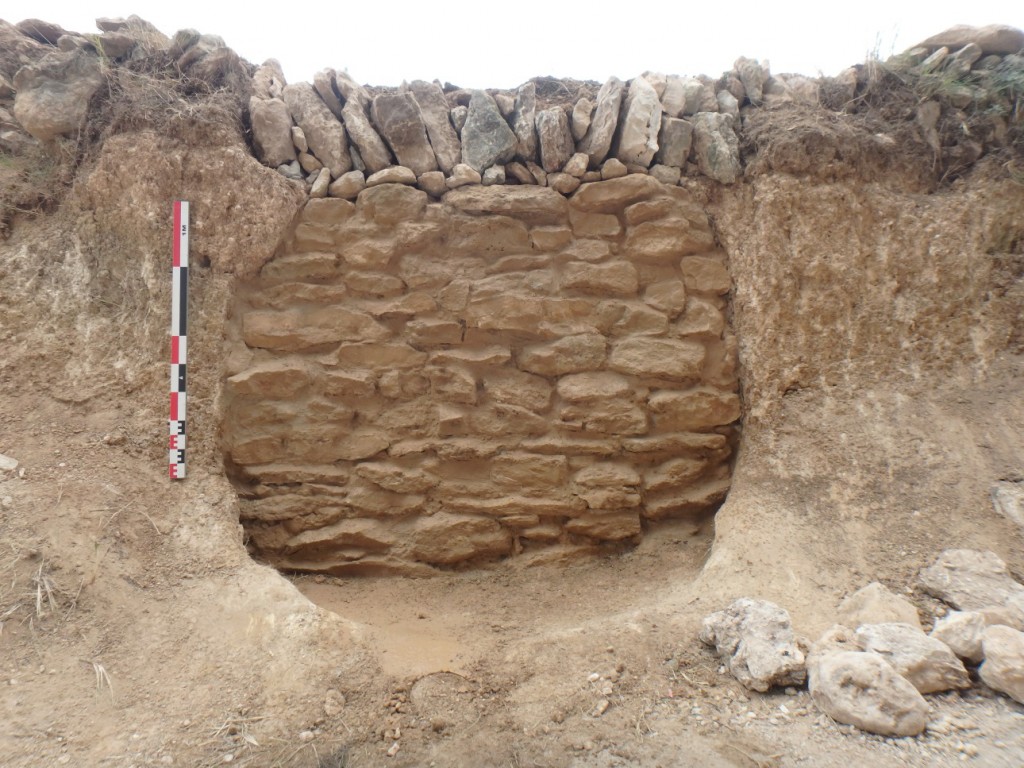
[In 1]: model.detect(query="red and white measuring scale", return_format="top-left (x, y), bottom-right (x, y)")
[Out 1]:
top-left (169, 200), bottom-right (189, 479)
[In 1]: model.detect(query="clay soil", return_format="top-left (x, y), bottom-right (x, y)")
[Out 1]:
top-left (2, 66), bottom-right (1024, 768)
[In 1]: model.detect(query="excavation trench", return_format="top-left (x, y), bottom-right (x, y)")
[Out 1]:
top-left (220, 177), bottom-right (740, 575)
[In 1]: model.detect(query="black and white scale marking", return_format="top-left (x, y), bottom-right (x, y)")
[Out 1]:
top-left (169, 200), bottom-right (188, 479)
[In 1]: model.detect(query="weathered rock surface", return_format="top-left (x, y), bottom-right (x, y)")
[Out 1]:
top-left (462, 90), bottom-right (518, 173)
top-left (407, 80), bottom-right (462, 173)
top-left (919, 549), bottom-right (1024, 610)
top-left (979, 625), bottom-right (1024, 703)
top-left (808, 651), bottom-right (928, 736)
top-left (615, 77), bottom-right (662, 168)
top-left (991, 481), bottom-right (1024, 531)
top-left (654, 117), bottom-right (693, 167)
top-left (931, 611), bottom-right (989, 663)
top-left (13, 50), bottom-right (104, 142)
top-left (250, 97), bottom-right (297, 168)
top-left (692, 113), bottom-right (741, 184)
top-left (283, 83), bottom-right (352, 178)
top-left (510, 81), bottom-right (537, 163)
top-left (917, 24), bottom-right (1024, 56)
top-left (342, 100), bottom-right (392, 174)
top-left (855, 623), bottom-right (970, 694)
top-left (577, 77), bottom-right (625, 169)
top-left (699, 598), bottom-right (807, 692)
top-left (837, 582), bottom-right (922, 630)
top-left (370, 93), bottom-right (438, 176)
top-left (536, 108), bottom-right (574, 174)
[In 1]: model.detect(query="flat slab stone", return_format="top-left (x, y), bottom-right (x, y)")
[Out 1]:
top-left (443, 185), bottom-right (568, 224)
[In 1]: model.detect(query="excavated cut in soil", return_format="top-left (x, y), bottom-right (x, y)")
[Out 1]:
top-left (219, 179), bottom-right (741, 575)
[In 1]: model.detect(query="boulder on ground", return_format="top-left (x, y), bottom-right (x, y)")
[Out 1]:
top-left (837, 582), bottom-right (922, 630)
top-left (855, 622), bottom-right (970, 694)
top-left (919, 549), bottom-right (1024, 610)
top-left (699, 598), bottom-right (807, 692)
top-left (979, 625), bottom-right (1024, 703)
top-left (808, 650), bottom-right (928, 737)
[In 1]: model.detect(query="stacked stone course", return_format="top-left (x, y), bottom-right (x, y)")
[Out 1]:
top-left (222, 176), bottom-right (739, 573)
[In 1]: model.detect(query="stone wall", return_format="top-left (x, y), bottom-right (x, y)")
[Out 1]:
top-left (221, 176), bottom-right (739, 573)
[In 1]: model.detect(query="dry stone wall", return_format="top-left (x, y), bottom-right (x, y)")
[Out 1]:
top-left (222, 176), bottom-right (739, 574)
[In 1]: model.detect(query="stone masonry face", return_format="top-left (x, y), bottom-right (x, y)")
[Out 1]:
top-left (221, 176), bottom-right (739, 574)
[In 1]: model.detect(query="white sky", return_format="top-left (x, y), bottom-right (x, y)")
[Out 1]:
top-left (6, 1), bottom-right (1023, 88)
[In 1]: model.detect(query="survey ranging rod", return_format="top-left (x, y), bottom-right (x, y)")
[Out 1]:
top-left (169, 200), bottom-right (189, 479)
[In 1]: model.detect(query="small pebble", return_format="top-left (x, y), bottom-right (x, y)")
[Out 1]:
top-left (298, 730), bottom-right (314, 742)
top-left (587, 673), bottom-right (600, 683)
top-left (386, 742), bottom-right (400, 757)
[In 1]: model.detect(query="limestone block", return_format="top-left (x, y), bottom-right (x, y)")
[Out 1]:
top-left (343, 271), bottom-right (405, 298)
top-left (654, 117), bottom-right (693, 168)
top-left (243, 307), bottom-right (389, 351)
top-left (521, 522), bottom-right (564, 542)
top-left (307, 398), bottom-right (357, 423)
top-left (462, 90), bottom-right (518, 172)
top-left (227, 400), bottom-right (300, 431)
top-left (370, 92), bottom-right (438, 176)
top-left (322, 368), bottom-right (376, 398)
top-left (600, 159), bottom-right (628, 180)
top-left (919, 549), bottom-right (1024, 610)
top-left (444, 495), bottom-right (585, 518)
top-left (676, 297), bottom-right (725, 337)
top-left (680, 255), bottom-right (731, 294)
top-left (808, 651), bottom-right (928, 737)
top-left (491, 453), bottom-right (569, 487)
top-left (427, 366), bottom-right (478, 405)
top-left (557, 372), bottom-right (633, 402)
top-left (531, 226), bottom-right (573, 250)
top-left (260, 252), bottom-right (338, 282)
top-left (562, 261), bottom-right (639, 296)
top-left (469, 404), bottom-right (551, 438)
top-left (300, 197), bottom-right (356, 225)
top-left (574, 463), bottom-right (641, 488)
top-left (608, 338), bottom-right (705, 381)
top-left (643, 477), bottom-right (731, 519)
top-left (358, 292), bottom-right (437, 320)
top-left (482, 166), bottom-right (505, 186)
top-left (606, 301), bottom-right (669, 337)
top-left (692, 113), bottom-right (741, 184)
top-left (407, 80), bottom-right (462, 173)
top-left (570, 175), bottom-right (663, 213)
top-left (366, 166), bottom-right (418, 187)
top-left (643, 279), bottom-right (688, 318)
top-left (564, 152), bottom-right (589, 178)
top-left (430, 347), bottom-right (511, 366)
top-left (980, 625), bottom-right (1024, 703)
top-left (511, 81), bottom-right (537, 162)
top-left (417, 171), bottom-right (447, 198)
top-left (649, 388), bottom-right (741, 430)
top-left (931, 611), bottom-right (988, 663)
top-left (230, 435), bottom-right (286, 465)
top-left (519, 436), bottom-right (619, 456)
top-left (623, 197), bottom-right (675, 225)
top-left (505, 162), bottom-right (535, 184)
top-left (536, 107), bottom-right (575, 174)
top-left (465, 295), bottom-right (544, 335)
top-left (568, 209), bottom-right (621, 238)
top-left (236, 464), bottom-right (351, 486)
top-left (407, 514), bottom-right (512, 565)
top-left (518, 334), bottom-right (607, 376)
top-left (577, 77), bottom-right (625, 169)
top-left (566, 512), bottom-right (642, 541)
top-left (226, 360), bottom-right (313, 398)
top-left (284, 518), bottom-right (395, 555)
top-left (644, 458), bottom-right (709, 493)
top-left (571, 97), bottom-right (593, 142)
top-left (407, 318), bottom-right (463, 346)
top-left (250, 97), bottom-right (297, 167)
top-left (283, 83), bottom-right (352, 177)
top-left (855, 623), bottom-right (971, 694)
top-left (342, 99), bottom-right (393, 174)
top-left (615, 77), bottom-right (662, 168)
top-left (328, 170), bottom-right (366, 199)
top-left (310, 168), bottom-right (331, 198)
top-left (378, 370), bottom-right (430, 399)
top-left (357, 183), bottom-right (428, 225)
top-left (482, 369), bottom-right (552, 412)
top-left (548, 173), bottom-right (582, 195)
top-left (649, 165), bottom-right (681, 186)
top-left (335, 342), bottom-right (428, 370)
top-left (621, 432), bottom-right (728, 455)
top-left (837, 582), bottom-right (922, 631)
top-left (345, 479), bottom-right (425, 517)
top-left (13, 50), bottom-right (104, 142)
top-left (443, 185), bottom-right (568, 224)
top-left (625, 219), bottom-right (715, 263)
top-left (560, 239), bottom-right (612, 263)
top-left (449, 215), bottom-right (530, 254)
top-left (561, 401), bottom-right (648, 436)
top-left (700, 598), bottom-right (807, 692)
